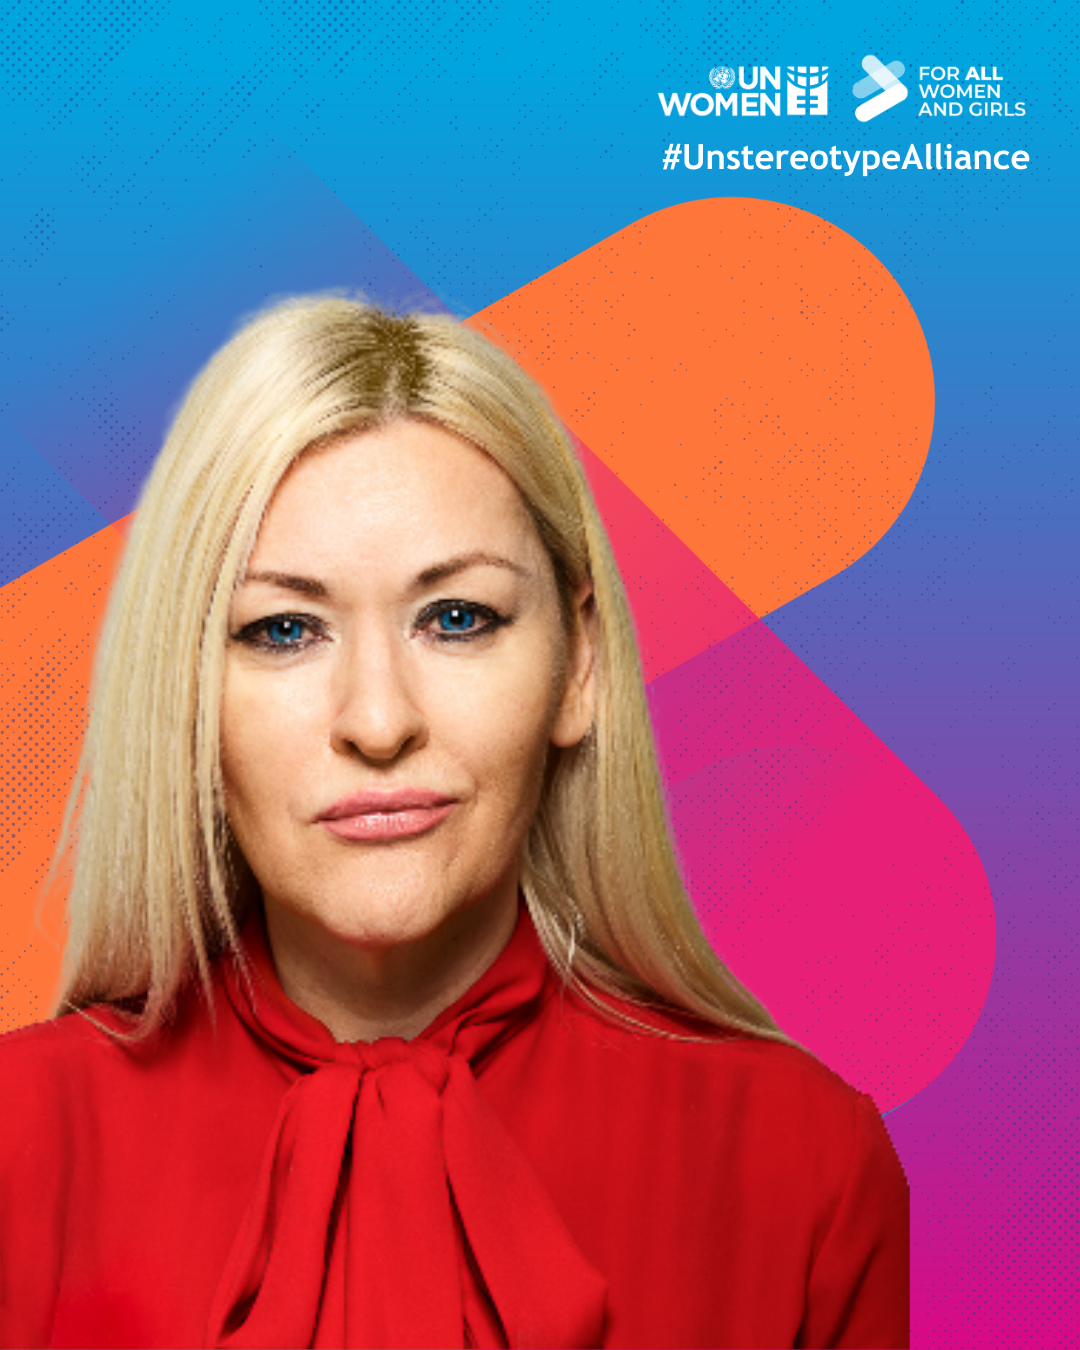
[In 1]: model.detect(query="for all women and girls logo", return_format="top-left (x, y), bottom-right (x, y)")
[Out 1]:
top-left (659, 57), bottom-right (1024, 120)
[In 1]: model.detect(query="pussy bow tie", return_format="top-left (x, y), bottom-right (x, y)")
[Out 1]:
top-left (208, 910), bottom-right (607, 1350)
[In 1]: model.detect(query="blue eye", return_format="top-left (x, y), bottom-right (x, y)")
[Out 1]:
top-left (438, 606), bottom-right (477, 633)
top-left (419, 600), bottom-right (509, 643)
top-left (233, 613), bottom-right (324, 653)
top-left (267, 618), bottom-right (306, 644)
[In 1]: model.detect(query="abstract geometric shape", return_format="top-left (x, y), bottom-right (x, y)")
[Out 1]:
top-left (655, 626), bottom-right (994, 1111)
top-left (0, 417), bottom-right (109, 588)
top-left (0, 520), bottom-right (127, 1030)
top-left (585, 433), bottom-right (994, 1109)
top-left (3, 151), bottom-right (452, 560)
top-left (0, 202), bottom-right (989, 1118)
top-left (572, 434), bottom-right (759, 680)
top-left (469, 197), bottom-right (934, 618)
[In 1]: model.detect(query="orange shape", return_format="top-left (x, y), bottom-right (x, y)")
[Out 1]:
top-left (470, 198), bottom-right (934, 617)
top-left (0, 520), bottom-right (127, 1031)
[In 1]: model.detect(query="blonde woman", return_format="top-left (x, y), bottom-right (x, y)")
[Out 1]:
top-left (0, 300), bottom-right (908, 1349)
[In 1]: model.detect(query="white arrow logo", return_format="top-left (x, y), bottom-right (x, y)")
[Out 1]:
top-left (853, 55), bottom-right (908, 121)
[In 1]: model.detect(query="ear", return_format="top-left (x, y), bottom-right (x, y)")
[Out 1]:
top-left (551, 580), bottom-right (597, 749)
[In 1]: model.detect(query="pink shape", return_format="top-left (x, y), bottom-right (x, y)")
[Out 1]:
top-left (573, 434), bottom-right (757, 680)
top-left (648, 619), bottom-right (995, 1111)
top-left (576, 433), bottom-right (996, 1111)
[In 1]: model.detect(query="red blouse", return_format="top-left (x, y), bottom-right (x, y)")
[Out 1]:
top-left (0, 908), bottom-right (908, 1349)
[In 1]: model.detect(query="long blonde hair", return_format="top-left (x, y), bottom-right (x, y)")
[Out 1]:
top-left (57, 297), bottom-right (784, 1042)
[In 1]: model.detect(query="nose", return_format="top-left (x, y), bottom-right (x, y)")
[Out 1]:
top-left (329, 627), bottom-right (426, 762)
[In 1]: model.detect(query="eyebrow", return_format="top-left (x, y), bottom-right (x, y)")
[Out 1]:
top-left (240, 570), bottom-right (329, 598)
top-left (240, 551), bottom-right (530, 598)
top-left (414, 551), bottom-right (530, 586)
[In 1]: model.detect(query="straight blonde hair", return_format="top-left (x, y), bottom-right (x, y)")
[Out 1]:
top-left (57, 297), bottom-right (785, 1042)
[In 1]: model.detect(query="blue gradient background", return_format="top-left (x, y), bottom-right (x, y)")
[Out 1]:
top-left (2, 2), bottom-right (1075, 1345)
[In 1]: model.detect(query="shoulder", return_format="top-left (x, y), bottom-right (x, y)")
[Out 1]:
top-left (504, 983), bottom-right (908, 1308)
top-left (545, 986), bottom-right (902, 1181)
top-left (559, 983), bottom-right (861, 1107)
top-left (0, 1014), bottom-right (115, 1203)
top-left (569, 1015), bottom-right (913, 1347)
top-left (0, 1008), bottom-right (120, 1086)
top-left (0, 1009), bottom-right (141, 1145)
top-left (0, 984), bottom-right (224, 1155)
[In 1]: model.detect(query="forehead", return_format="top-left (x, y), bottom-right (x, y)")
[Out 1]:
top-left (251, 420), bottom-right (543, 572)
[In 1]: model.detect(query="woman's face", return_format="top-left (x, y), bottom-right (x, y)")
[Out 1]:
top-left (220, 420), bottom-right (594, 955)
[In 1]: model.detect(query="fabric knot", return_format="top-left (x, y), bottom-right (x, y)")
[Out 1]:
top-left (354, 1035), bottom-right (411, 1069)
top-left (211, 906), bottom-right (606, 1348)
top-left (351, 1036), bottom-right (451, 1092)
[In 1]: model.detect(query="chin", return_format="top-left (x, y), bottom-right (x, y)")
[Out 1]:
top-left (308, 867), bottom-right (479, 951)
top-left (266, 845), bottom-right (517, 953)
top-left (316, 895), bottom-right (445, 950)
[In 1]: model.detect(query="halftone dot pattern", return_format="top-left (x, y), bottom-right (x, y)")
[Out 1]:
top-left (472, 198), bottom-right (935, 618)
top-left (0, 420), bottom-right (108, 586)
top-left (2, 152), bottom-right (450, 533)
top-left (573, 434), bottom-right (762, 678)
top-left (573, 435), bottom-right (992, 1110)
top-left (0, 2), bottom-right (1074, 1345)
top-left (0, 523), bottom-right (125, 1031)
top-left (0, 429), bottom-right (994, 1113)
top-left (0, 197), bottom-right (984, 1122)
top-left (0, 1), bottom-right (167, 132)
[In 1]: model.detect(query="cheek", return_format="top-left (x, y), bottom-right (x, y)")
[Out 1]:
top-left (219, 688), bottom-right (267, 825)
top-left (219, 669), bottom-right (318, 817)
top-left (430, 648), bottom-right (565, 801)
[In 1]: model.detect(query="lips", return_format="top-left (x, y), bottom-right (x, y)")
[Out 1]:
top-left (319, 789), bottom-right (456, 842)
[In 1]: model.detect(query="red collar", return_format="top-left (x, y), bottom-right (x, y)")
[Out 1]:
top-left (210, 905), bottom-right (606, 1349)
